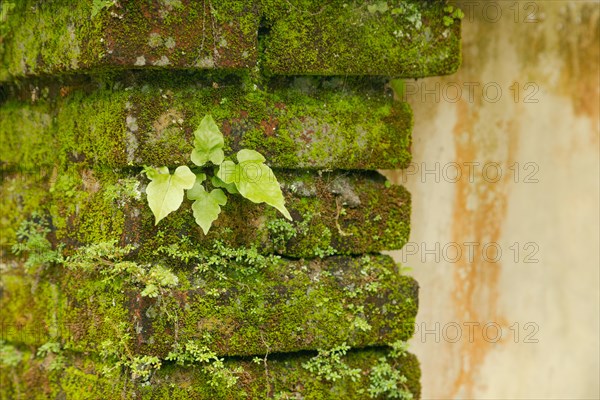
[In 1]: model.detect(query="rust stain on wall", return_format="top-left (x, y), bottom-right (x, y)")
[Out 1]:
top-left (556, 3), bottom-right (600, 142)
top-left (448, 99), bottom-right (517, 397)
top-left (386, 2), bottom-right (598, 397)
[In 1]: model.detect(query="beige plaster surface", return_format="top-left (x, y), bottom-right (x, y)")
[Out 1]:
top-left (385, 1), bottom-right (600, 398)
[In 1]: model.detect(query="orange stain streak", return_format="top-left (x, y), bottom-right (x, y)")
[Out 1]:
top-left (449, 100), bottom-right (517, 397)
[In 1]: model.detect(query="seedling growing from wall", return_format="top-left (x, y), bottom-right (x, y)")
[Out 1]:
top-left (144, 115), bottom-right (291, 234)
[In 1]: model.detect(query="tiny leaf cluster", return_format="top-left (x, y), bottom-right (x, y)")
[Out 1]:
top-left (144, 115), bottom-right (291, 234)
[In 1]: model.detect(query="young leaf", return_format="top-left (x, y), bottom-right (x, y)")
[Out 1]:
top-left (236, 149), bottom-right (266, 164)
top-left (190, 115), bottom-right (225, 167)
top-left (217, 150), bottom-right (292, 220)
top-left (186, 174), bottom-right (209, 199)
top-left (145, 166), bottom-right (196, 225)
top-left (216, 160), bottom-right (238, 184)
top-left (367, 1), bottom-right (388, 14)
top-left (187, 179), bottom-right (227, 234)
top-left (211, 175), bottom-right (238, 194)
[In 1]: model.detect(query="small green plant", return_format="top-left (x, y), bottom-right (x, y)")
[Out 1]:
top-left (36, 341), bottom-right (66, 371)
top-left (390, 3), bottom-right (422, 30)
top-left (266, 218), bottom-right (297, 250)
top-left (64, 240), bottom-right (178, 298)
top-left (367, 340), bottom-right (413, 399)
top-left (11, 214), bottom-right (64, 273)
top-left (0, 341), bottom-right (22, 367)
top-left (144, 115), bottom-right (291, 234)
top-left (128, 355), bottom-right (162, 381)
top-left (155, 238), bottom-right (280, 276)
top-left (140, 265), bottom-right (180, 298)
top-left (103, 178), bottom-right (142, 206)
top-left (352, 316), bottom-right (373, 332)
top-left (389, 340), bottom-right (410, 358)
top-left (166, 341), bottom-right (243, 388)
top-left (443, 5), bottom-right (465, 26)
top-left (368, 358), bottom-right (413, 399)
top-left (314, 244), bottom-right (336, 258)
top-left (302, 343), bottom-right (361, 382)
top-left (91, 0), bottom-right (114, 18)
top-left (99, 334), bottom-right (162, 382)
top-left (367, 1), bottom-right (389, 14)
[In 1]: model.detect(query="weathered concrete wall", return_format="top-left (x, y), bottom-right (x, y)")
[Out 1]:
top-left (385, 1), bottom-right (600, 398)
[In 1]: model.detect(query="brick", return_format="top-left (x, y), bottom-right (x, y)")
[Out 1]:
top-left (0, 345), bottom-right (421, 399)
top-left (0, 75), bottom-right (412, 170)
top-left (0, 0), bottom-right (259, 81)
top-left (0, 0), bottom-right (461, 80)
top-left (262, 0), bottom-right (462, 77)
top-left (0, 169), bottom-right (410, 258)
top-left (0, 255), bottom-right (418, 357)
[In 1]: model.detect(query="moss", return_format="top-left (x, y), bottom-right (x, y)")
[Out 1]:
top-left (251, 170), bottom-right (412, 258)
top-left (0, 345), bottom-right (420, 399)
top-left (261, 0), bottom-right (462, 77)
top-left (1, 168), bottom-right (410, 259)
top-left (0, 74), bottom-right (411, 170)
top-left (0, 272), bottom-right (62, 348)
top-left (0, 168), bottom-right (53, 250)
top-left (0, 253), bottom-right (417, 358)
top-left (1, 76), bottom-right (412, 259)
top-left (0, 164), bottom-right (135, 262)
top-left (0, 0), bottom-right (104, 81)
top-left (0, 104), bottom-right (54, 171)
top-left (0, 2), bottom-right (458, 398)
top-left (0, 0), bottom-right (259, 81)
top-left (1, 1), bottom-right (460, 80)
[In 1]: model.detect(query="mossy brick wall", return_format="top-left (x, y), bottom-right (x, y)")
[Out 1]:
top-left (0, 1), bottom-right (462, 398)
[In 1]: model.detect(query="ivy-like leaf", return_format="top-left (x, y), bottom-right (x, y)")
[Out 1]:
top-left (190, 115), bottom-right (225, 167)
top-left (187, 178), bottom-right (227, 234)
top-left (145, 166), bottom-right (196, 225)
top-left (216, 160), bottom-right (238, 184)
top-left (367, 1), bottom-right (389, 14)
top-left (236, 149), bottom-right (266, 164)
top-left (211, 175), bottom-right (238, 194)
top-left (217, 149), bottom-right (292, 220)
top-left (186, 174), bottom-right (208, 199)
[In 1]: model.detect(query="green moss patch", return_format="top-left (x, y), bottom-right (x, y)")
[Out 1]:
top-left (0, 253), bottom-right (417, 357)
top-left (0, 344), bottom-right (421, 399)
top-left (0, 0), bottom-right (259, 81)
top-left (261, 0), bottom-right (462, 77)
top-left (0, 168), bottom-right (410, 258)
top-left (0, 74), bottom-right (412, 170)
top-left (0, 0), bottom-right (460, 80)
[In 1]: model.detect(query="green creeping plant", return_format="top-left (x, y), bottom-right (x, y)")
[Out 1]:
top-left (144, 115), bottom-right (291, 234)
